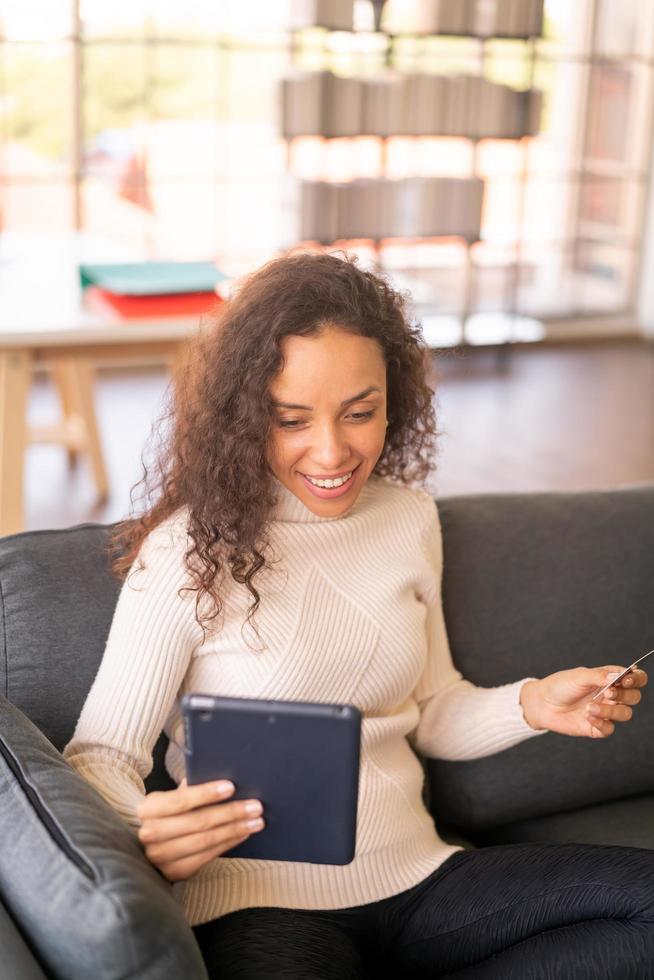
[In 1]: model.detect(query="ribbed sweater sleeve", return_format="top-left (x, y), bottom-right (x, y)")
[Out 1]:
top-left (408, 495), bottom-right (548, 761)
top-left (62, 518), bottom-right (203, 830)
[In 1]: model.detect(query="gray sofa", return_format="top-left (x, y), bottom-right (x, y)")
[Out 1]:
top-left (1, 486), bottom-right (653, 978)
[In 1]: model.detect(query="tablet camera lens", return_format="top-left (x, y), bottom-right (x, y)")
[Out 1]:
top-left (200, 711), bottom-right (212, 723)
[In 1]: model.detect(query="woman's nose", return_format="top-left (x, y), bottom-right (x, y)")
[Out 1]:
top-left (311, 424), bottom-right (349, 467)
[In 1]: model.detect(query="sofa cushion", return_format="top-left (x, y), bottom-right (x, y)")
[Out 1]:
top-left (429, 486), bottom-right (654, 832)
top-left (0, 523), bottom-right (175, 793)
top-left (0, 902), bottom-right (48, 980)
top-left (473, 793), bottom-right (654, 850)
top-left (0, 694), bottom-right (208, 980)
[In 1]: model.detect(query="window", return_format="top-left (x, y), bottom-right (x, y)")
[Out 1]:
top-left (1, 0), bottom-right (652, 344)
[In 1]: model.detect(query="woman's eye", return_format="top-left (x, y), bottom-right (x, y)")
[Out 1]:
top-left (278, 410), bottom-right (375, 429)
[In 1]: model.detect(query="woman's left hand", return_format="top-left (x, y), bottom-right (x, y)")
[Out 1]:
top-left (521, 666), bottom-right (648, 738)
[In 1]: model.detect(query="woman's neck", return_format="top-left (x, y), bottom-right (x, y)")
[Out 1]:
top-left (269, 475), bottom-right (374, 523)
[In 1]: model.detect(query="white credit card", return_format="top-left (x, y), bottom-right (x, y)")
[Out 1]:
top-left (590, 648), bottom-right (654, 702)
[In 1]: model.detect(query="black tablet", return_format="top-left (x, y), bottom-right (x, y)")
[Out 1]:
top-left (181, 694), bottom-right (362, 865)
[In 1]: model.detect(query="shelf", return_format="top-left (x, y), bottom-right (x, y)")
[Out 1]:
top-left (283, 132), bottom-right (537, 142)
top-left (299, 235), bottom-right (481, 247)
top-left (301, 27), bottom-right (541, 42)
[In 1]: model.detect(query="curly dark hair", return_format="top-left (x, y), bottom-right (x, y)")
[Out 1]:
top-left (110, 250), bottom-right (439, 648)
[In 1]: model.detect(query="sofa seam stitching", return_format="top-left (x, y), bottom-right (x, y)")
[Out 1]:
top-left (0, 573), bottom-right (8, 698)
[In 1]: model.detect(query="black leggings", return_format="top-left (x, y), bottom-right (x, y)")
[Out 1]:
top-left (193, 842), bottom-right (654, 979)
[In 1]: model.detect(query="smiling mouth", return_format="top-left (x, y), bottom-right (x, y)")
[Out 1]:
top-left (301, 464), bottom-right (360, 481)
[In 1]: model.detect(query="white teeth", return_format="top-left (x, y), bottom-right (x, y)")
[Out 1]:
top-left (306, 471), bottom-right (352, 489)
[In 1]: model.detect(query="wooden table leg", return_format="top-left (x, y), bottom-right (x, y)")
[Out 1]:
top-left (30, 358), bottom-right (110, 503)
top-left (68, 358), bottom-right (109, 503)
top-left (52, 359), bottom-right (83, 469)
top-left (0, 349), bottom-right (30, 536)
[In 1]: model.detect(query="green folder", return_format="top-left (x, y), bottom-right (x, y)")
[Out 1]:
top-left (79, 261), bottom-right (228, 296)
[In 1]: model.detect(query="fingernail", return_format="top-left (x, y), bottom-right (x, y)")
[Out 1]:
top-left (588, 705), bottom-right (600, 715)
top-left (607, 673), bottom-right (620, 682)
top-left (245, 800), bottom-right (263, 816)
top-left (246, 817), bottom-right (264, 830)
top-left (216, 780), bottom-right (234, 795)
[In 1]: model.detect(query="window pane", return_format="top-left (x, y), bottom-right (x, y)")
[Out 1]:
top-left (516, 244), bottom-right (579, 317)
top-left (150, 44), bottom-right (219, 125)
top-left (387, 138), bottom-right (473, 180)
top-left (82, 43), bottom-right (148, 175)
top-left (585, 66), bottom-right (632, 167)
top-left (3, 42), bottom-right (73, 176)
top-left (152, 0), bottom-right (290, 38)
top-left (595, 0), bottom-right (654, 59)
top-left (521, 179), bottom-right (577, 247)
top-left (374, 241), bottom-right (468, 319)
top-left (538, 0), bottom-right (593, 57)
top-left (392, 36), bottom-right (479, 77)
top-left (212, 180), bottom-right (288, 264)
top-left (470, 242), bottom-right (517, 314)
top-left (2, 180), bottom-right (73, 230)
top-left (0, 0), bottom-right (72, 41)
top-left (574, 241), bottom-right (633, 313)
top-left (80, 1), bottom-right (150, 40)
top-left (479, 175), bottom-right (522, 246)
top-left (82, 175), bottom-right (150, 245)
top-left (485, 39), bottom-right (532, 90)
top-left (83, 177), bottom-right (221, 258)
top-left (585, 64), bottom-right (653, 174)
top-left (147, 180), bottom-right (220, 257)
top-left (527, 61), bottom-right (586, 177)
top-left (221, 48), bottom-right (287, 123)
top-left (577, 178), bottom-right (644, 245)
top-left (85, 176), bottom-right (290, 265)
top-left (80, 0), bottom-right (291, 40)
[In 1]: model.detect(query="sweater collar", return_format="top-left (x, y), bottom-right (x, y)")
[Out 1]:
top-left (270, 474), bottom-right (374, 523)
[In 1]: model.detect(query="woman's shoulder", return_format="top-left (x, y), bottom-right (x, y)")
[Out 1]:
top-left (137, 505), bottom-right (192, 561)
top-left (367, 475), bottom-right (439, 528)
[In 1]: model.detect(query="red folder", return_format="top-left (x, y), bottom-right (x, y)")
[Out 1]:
top-left (84, 286), bottom-right (222, 319)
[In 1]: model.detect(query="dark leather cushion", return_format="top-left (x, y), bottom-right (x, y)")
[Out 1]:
top-left (0, 902), bottom-right (48, 980)
top-left (472, 793), bottom-right (654, 850)
top-left (0, 694), bottom-right (207, 980)
top-left (429, 486), bottom-right (654, 832)
top-left (0, 524), bottom-right (118, 749)
top-left (0, 523), bottom-right (174, 793)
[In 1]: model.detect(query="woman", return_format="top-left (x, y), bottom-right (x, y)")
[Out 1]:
top-left (64, 251), bottom-right (652, 979)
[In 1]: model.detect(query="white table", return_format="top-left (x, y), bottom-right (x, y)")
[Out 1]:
top-left (0, 240), bottom-right (204, 535)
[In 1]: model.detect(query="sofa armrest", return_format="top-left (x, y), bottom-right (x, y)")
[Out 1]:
top-left (0, 694), bottom-right (208, 980)
top-left (0, 902), bottom-right (48, 980)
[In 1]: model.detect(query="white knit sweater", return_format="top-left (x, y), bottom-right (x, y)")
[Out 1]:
top-left (63, 475), bottom-right (546, 925)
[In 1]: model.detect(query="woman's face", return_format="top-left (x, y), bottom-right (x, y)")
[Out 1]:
top-left (267, 323), bottom-right (388, 517)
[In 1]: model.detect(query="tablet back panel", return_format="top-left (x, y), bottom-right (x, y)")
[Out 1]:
top-left (182, 695), bottom-right (361, 865)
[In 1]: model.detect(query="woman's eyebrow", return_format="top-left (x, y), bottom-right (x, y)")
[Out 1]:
top-left (272, 386), bottom-right (382, 411)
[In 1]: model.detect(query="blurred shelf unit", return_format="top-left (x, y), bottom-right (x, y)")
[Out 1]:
top-left (300, 176), bottom-right (484, 242)
top-left (282, 73), bottom-right (543, 142)
top-left (290, 0), bottom-right (544, 40)
top-left (283, 0), bottom-right (544, 248)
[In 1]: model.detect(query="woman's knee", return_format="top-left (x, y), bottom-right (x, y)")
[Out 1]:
top-left (194, 906), bottom-right (366, 979)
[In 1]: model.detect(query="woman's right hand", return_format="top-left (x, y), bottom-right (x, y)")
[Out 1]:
top-left (136, 778), bottom-right (264, 882)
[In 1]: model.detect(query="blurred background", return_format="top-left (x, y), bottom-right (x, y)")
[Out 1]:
top-left (1, 0), bottom-right (653, 533)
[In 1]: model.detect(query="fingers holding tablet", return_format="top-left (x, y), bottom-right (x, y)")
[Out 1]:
top-left (136, 778), bottom-right (265, 882)
top-left (137, 776), bottom-right (235, 818)
top-left (151, 833), bottom-right (252, 883)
